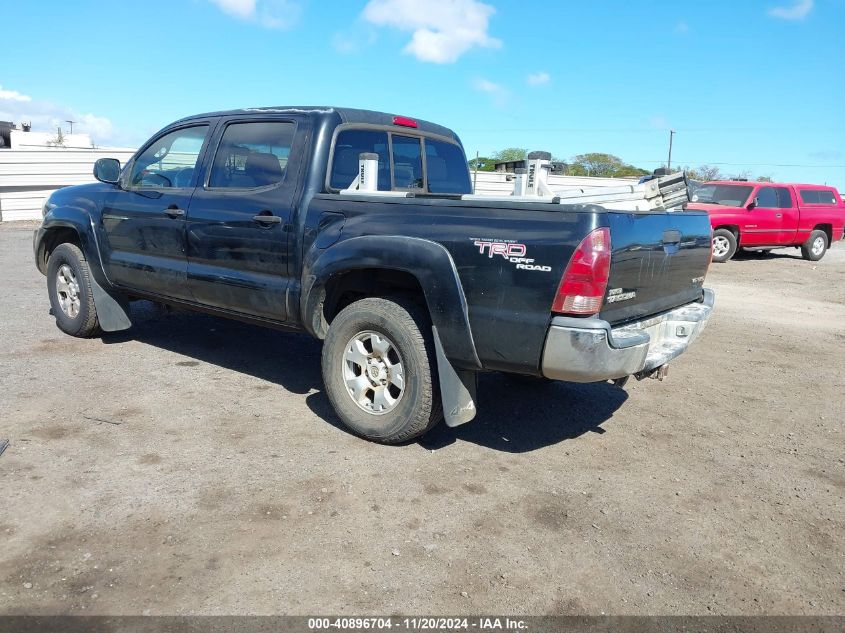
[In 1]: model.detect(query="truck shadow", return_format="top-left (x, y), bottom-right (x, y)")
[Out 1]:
top-left (731, 249), bottom-right (802, 261)
top-left (103, 301), bottom-right (626, 453)
top-left (415, 375), bottom-right (627, 453)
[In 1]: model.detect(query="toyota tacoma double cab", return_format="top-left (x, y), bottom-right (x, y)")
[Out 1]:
top-left (686, 180), bottom-right (845, 262)
top-left (34, 106), bottom-right (715, 443)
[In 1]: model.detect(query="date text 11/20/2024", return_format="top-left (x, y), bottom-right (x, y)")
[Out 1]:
top-left (308, 617), bottom-right (528, 630)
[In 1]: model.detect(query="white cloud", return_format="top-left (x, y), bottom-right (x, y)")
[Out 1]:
top-left (210, 0), bottom-right (256, 19)
top-left (362, 0), bottom-right (501, 63)
top-left (0, 86), bottom-right (131, 146)
top-left (0, 85), bottom-right (32, 102)
top-left (208, 0), bottom-right (302, 29)
top-left (768, 0), bottom-right (813, 20)
top-left (526, 71), bottom-right (550, 86)
top-left (472, 77), bottom-right (509, 107)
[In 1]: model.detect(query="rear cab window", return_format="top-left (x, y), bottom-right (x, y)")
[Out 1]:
top-left (799, 188), bottom-right (837, 205)
top-left (328, 126), bottom-right (471, 195)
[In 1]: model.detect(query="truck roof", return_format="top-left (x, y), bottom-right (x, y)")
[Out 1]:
top-left (704, 180), bottom-right (837, 190)
top-left (176, 106), bottom-right (461, 143)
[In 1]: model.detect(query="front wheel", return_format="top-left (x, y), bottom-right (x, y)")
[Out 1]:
top-left (801, 230), bottom-right (828, 261)
top-left (46, 243), bottom-right (101, 337)
top-left (321, 297), bottom-right (443, 444)
top-left (711, 229), bottom-right (737, 263)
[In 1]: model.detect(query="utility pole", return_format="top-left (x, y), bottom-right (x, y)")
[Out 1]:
top-left (66, 120), bottom-right (75, 135)
top-left (473, 150), bottom-right (479, 193)
top-left (667, 129), bottom-right (675, 171)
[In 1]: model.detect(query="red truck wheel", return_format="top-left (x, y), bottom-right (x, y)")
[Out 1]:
top-left (711, 229), bottom-right (737, 263)
top-left (801, 230), bottom-right (828, 261)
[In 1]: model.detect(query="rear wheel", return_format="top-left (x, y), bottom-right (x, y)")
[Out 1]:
top-left (46, 243), bottom-right (101, 337)
top-left (321, 297), bottom-right (443, 444)
top-left (711, 229), bottom-right (737, 263)
top-left (801, 230), bottom-right (828, 261)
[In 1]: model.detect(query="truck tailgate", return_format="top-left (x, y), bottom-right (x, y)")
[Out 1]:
top-left (600, 210), bottom-right (711, 325)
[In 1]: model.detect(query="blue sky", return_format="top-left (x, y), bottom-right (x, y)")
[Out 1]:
top-left (1, 0), bottom-right (843, 188)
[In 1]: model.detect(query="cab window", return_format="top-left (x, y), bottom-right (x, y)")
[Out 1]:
top-left (391, 135), bottom-right (424, 189)
top-left (817, 189), bottom-right (836, 204)
top-left (208, 121), bottom-right (294, 189)
top-left (799, 190), bottom-right (820, 204)
top-left (128, 126), bottom-right (208, 189)
top-left (775, 187), bottom-right (793, 208)
top-left (426, 139), bottom-right (472, 194)
top-left (755, 187), bottom-right (778, 208)
top-left (329, 129), bottom-right (391, 191)
top-left (329, 128), bottom-right (471, 194)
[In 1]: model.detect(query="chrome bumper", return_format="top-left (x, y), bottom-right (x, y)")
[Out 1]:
top-left (541, 289), bottom-right (715, 382)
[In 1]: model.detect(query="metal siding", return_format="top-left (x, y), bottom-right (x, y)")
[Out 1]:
top-left (0, 148), bottom-right (135, 220)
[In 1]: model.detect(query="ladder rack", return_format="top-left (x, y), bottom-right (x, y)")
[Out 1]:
top-left (464, 151), bottom-right (691, 211)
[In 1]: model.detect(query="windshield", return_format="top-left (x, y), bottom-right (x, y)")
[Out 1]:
top-left (691, 184), bottom-right (753, 207)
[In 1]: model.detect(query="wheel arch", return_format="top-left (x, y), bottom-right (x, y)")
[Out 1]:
top-left (713, 224), bottom-right (740, 240)
top-left (36, 207), bottom-right (131, 332)
top-left (812, 223), bottom-right (832, 245)
top-left (301, 235), bottom-right (481, 369)
top-left (35, 207), bottom-right (104, 278)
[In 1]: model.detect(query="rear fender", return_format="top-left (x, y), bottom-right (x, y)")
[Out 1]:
top-left (301, 235), bottom-right (481, 370)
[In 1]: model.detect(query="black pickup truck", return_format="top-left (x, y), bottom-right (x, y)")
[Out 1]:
top-left (34, 106), bottom-right (714, 443)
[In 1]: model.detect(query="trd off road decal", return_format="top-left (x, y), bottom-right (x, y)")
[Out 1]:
top-left (471, 238), bottom-right (552, 272)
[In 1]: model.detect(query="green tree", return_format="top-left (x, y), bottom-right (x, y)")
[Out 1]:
top-left (569, 153), bottom-right (649, 178)
top-left (491, 147), bottom-right (528, 162)
top-left (756, 175), bottom-right (773, 182)
top-left (467, 156), bottom-right (497, 172)
top-left (686, 164), bottom-right (722, 181)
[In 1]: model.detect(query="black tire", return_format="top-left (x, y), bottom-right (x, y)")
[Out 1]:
top-left (321, 297), bottom-right (443, 444)
top-left (46, 243), bottom-right (101, 337)
top-left (711, 228), bottom-right (737, 263)
top-left (800, 229), bottom-right (828, 261)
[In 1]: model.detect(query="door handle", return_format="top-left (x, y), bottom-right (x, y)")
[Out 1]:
top-left (775, 213), bottom-right (782, 218)
top-left (252, 214), bottom-right (282, 225)
top-left (164, 205), bottom-right (185, 218)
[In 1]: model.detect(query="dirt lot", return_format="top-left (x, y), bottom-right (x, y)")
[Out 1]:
top-left (1, 221), bottom-right (843, 616)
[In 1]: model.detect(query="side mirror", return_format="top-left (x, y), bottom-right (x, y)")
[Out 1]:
top-left (746, 199), bottom-right (757, 210)
top-left (93, 158), bottom-right (121, 184)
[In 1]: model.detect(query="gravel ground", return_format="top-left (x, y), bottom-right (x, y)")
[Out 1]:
top-left (1, 221), bottom-right (843, 615)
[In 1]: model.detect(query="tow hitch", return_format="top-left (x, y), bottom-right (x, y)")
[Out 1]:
top-left (635, 364), bottom-right (669, 381)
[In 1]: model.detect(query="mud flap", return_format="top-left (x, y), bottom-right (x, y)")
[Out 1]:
top-left (432, 326), bottom-right (477, 427)
top-left (89, 276), bottom-right (132, 332)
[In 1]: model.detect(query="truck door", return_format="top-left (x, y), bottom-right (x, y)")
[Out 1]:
top-left (99, 123), bottom-right (212, 300)
top-left (742, 186), bottom-right (782, 246)
top-left (775, 186), bottom-right (799, 244)
top-left (185, 117), bottom-right (306, 322)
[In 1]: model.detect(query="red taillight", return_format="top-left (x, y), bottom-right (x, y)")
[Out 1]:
top-left (552, 227), bottom-right (611, 315)
top-left (393, 115), bottom-right (418, 128)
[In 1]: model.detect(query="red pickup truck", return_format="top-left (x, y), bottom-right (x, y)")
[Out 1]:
top-left (686, 181), bottom-right (845, 262)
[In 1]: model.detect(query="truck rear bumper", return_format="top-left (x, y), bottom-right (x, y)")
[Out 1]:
top-left (541, 289), bottom-right (715, 382)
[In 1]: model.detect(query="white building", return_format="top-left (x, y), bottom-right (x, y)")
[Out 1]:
top-left (0, 122), bottom-right (135, 221)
